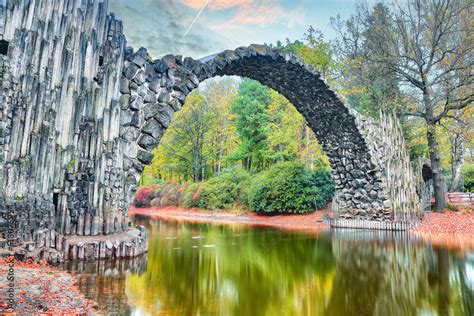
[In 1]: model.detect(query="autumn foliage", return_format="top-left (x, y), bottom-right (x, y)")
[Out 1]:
top-left (134, 184), bottom-right (159, 207)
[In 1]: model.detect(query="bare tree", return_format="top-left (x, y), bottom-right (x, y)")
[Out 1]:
top-left (333, 0), bottom-right (473, 210)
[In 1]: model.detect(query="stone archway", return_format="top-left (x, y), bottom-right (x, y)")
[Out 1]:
top-left (119, 45), bottom-right (418, 225)
top-left (1, 0), bottom-right (420, 262)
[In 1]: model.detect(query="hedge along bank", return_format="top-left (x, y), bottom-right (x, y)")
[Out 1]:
top-left (134, 163), bottom-right (335, 214)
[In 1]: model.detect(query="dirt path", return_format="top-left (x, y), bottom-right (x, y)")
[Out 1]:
top-left (129, 206), bottom-right (474, 249)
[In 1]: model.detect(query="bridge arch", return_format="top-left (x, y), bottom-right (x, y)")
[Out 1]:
top-left (1, 0), bottom-right (422, 263)
top-left (119, 45), bottom-right (391, 219)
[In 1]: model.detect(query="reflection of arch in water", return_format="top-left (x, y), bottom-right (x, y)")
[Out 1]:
top-left (119, 46), bottom-right (420, 227)
top-left (326, 229), bottom-right (450, 315)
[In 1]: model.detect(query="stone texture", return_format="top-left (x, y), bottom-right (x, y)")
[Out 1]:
top-left (0, 0), bottom-right (145, 261)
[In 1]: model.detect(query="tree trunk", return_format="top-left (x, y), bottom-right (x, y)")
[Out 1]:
top-left (305, 126), bottom-right (310, 168)
top-left (427, 124), bottom-right (447, 211)
top-left (449, 132), bottom-right (464, 192)
top-left (423, 82), bottom-right (447, 211)
top-left (217, 137), bottom-right (225, 176)
top-left (297, 127), bottom-right (303, 164)
top-left (193, 140), bottom-right (200, 182)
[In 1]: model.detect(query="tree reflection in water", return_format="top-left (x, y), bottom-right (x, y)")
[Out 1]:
top-left (62, 217), bottom-right (473, 315)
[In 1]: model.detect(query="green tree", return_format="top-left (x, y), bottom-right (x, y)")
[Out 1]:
top-left (283, 26), bottom-right (337, 79)
top-left (230, 79), bottom-right (272, 171)
top-left (199, 77), bottom-right (239, 175)
top-left (150, 92), bottom-right (215, 182)
top-left (265, 90), bottom-right (304, 163)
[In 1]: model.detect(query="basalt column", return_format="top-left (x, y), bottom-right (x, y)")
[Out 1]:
top-left (0, 0), bottom-right (147, 261)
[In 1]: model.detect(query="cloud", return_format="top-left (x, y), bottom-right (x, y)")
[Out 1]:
top-left (285, 6), bottom-right (308, 28)
top-left (107, 0), bottom-right (307, 58)
top-left (203, 0), bottom-right (306, 30)
top-left (178, 0), bottom-right (253, 11)
top-left (108, 0), bottom-right (226, 58)
top-left (227, 2), bottom-right (284, 25)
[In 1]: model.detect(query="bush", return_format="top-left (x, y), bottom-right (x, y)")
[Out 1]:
top-left (247, 162), bottom-right (320, 214)
top-left (239, 178), bottom-right (253, 209)
top-left (462, 165), bottom-right (474, 192)
top-left (134, 183), bottom-right (184, 207)
top-left (183, 182), bottom-right (202, 208)
top-left (177, 183), bottom-right (190, 206)
top-left (159, 183), bottom-right (181, 206)
top-left (310, 169), bottom-right (335, 210)
top-left (135, 164), bottom-right (335, 212)
top-left (199, 167), bottom-right (250, 210)
top-left (150, 197), bottom-right (161, 206)
top-left (134, 185), bottom-right (159, 207)
top-left (446, 203), bottom-right (463, 212)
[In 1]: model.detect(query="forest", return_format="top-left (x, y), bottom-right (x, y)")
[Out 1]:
top-left (135, 1), bottom-right (473, 214)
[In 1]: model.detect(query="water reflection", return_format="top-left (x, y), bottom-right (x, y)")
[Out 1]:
top-left (62, 216), bottom-right (473, 315)
top-left (60, 254), bottom-right (148, 314)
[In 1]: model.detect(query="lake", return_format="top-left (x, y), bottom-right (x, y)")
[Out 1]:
top-left (61, 215), bottom-right (474, 315)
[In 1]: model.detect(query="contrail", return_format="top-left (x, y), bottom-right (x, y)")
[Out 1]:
top-left (182, 0), bottom-right (209, 39)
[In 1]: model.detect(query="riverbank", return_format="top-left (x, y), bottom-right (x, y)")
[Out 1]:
top-left (411, 210), bottom-right (474, 249)
top-left (129, 206), bottom-right (330, 233)
top-left (0, 257), bottom-right (98, 315)
top-left (129, 206), bottom-right (474, 249)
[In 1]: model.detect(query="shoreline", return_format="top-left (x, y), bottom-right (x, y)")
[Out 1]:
top-left (0, 258), bottom-right (98, 315)
top-left (129, 206), bottom-right (474, 249)
top-left (129, 206), bottom-right (329, 234)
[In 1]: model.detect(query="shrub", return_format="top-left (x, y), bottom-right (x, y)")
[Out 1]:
top-left (159, 183), bottom-right (181, 206)
top-left (310, 169), bottom-right (335, 210)
top-left (239, 178), bottom-right (253, 209)
top-left (177, 183), bottom-right (190, 206)
top-left (462, 165), bottom-right (474, 192)
top-left (247, 162), bottom-right (320, 214)
top-left (446, 203), bottom-right (461, 212)
top-left (183, 182), bottom-right (202, 208)
top-left (150, 197), bottom-right (161, 206)
top-left (134, 185), bottom-right (159, 207)
top-left (199, 167), bottom-right (250, 210)
top-left (134, 182), bottom-right (191, 207)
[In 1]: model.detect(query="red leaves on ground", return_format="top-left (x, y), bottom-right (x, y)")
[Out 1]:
top-left (0, 256), bottom-right (49, 268)
top-left (413, 210), bottom-right (473, 234)
top-left (0, 261), bottom-right (97, 315)
top-left (411, 209), bottom-right (474, 249)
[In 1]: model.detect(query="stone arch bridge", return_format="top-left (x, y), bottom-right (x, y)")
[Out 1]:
top-left (0, 0), bottom-right (419, 261)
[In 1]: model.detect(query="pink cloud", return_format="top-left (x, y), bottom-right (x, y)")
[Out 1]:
top-left (210, 0), bottom-right (285, 30)
top-left (178, 0), bottom-right (253, 11)
top-left (230, 2), bottom-right (283, 25)
top-left (178, 0), bottom-right (304, 30)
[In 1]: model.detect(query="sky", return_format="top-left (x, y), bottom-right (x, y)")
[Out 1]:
top-left (108, 0), bottom-right (377, 60)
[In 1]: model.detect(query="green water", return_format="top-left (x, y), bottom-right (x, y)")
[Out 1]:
top-left (63, 215), bottom-right (473, 315)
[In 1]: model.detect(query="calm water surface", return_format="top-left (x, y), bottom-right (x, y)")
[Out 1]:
top-left (61, 215), bottom-right (474, 315)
